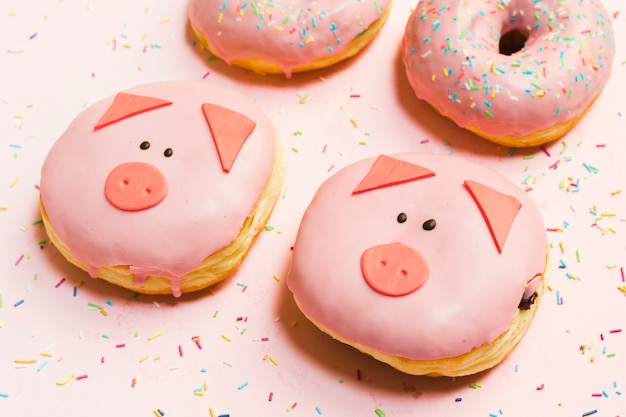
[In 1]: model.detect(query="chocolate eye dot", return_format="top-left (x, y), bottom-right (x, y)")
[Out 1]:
top-left (423, 219), bottom-right (436, 231)
top-left (397, 213), bottom-right (407, 223)
top-left (140, 141), bottom-right (150, 150)
top-left (163, 148), bottom-right (173, 157)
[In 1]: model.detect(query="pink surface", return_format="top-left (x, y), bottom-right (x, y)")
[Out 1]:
top-left (0, 0), bottom-right (625, 416)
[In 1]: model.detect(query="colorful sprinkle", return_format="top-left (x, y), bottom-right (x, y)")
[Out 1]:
top-left (56, 373), bottom-right (75, 386)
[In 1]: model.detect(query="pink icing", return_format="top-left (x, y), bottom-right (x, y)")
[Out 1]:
top-left (187, 0), bottom-right (391, 77)
top-left (40, 80), bottom-right (276, 296)
top-left (287, 153), bottom-right (547, 360)
top-left (402, 0), bottom-right (615, 138)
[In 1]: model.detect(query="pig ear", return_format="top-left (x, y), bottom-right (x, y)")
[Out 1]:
top-left (202, 103), bottom-right (257, 173)
top-left (94, 92), bottom-right (172, 130)
top-left (464, 180), bottom-right (522, 253)
top-left (353, 155), bottom-right (435, 194)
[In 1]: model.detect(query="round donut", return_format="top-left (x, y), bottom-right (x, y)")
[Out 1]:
top-left (287, 153), bottom-right (548, 376)
top-left (402, 0), bottom-right (615, 147)
top-left (188, 0), bottom-right (392, 77)
top-left (40, 80), bottom-right (286, 297)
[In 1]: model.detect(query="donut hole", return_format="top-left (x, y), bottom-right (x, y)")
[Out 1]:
top-left (499, 28), bottom-right (529, 56)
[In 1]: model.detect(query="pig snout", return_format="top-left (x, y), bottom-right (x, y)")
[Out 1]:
top-left (360, 243), bottom-right (429, 296)
top-left (104, 161), bottom-right (168, 211)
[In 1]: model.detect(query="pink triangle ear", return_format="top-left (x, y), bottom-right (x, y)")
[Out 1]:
top-left (353, 155), bottom-right (435, 194)
top-left (94, 92), bottom-right (173, 130)
top-left (202, 103), bottom-right (257, 173)
top-left (464, 180), bottom-right (522, 253)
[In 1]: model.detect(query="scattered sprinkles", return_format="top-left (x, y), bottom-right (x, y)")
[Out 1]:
top-left (2, 2), bottom-right (625, 417)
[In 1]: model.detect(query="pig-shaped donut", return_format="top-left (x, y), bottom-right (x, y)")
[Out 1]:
top-left (40, 81), bottom-right (286, 297)
top-left (287, 153), bottom-right (547, 376)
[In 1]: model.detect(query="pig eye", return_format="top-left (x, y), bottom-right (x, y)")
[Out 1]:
top-left (397, 213), bottom-right (407, 223)
top-left (163, 148), bottom-right (173, 157)
top-left (139, 141), bottom-right (150, 150)
top-left (422, 219), bottom-right (436, 231)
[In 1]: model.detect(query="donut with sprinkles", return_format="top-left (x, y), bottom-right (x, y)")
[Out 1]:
top-left (189, 0), bottom-right (393, 77)
top-left (402, 0), bottom-right (615, 147)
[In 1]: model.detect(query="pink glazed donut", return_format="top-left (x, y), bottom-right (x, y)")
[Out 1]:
top-left (402, 0), bottom-right (615, 147)
top-left (40, 81), bottom-right (286, 297)
top-left (288, 153), bottom-right (548, 376)
top-left (188, 0), bottom-right (392, 77)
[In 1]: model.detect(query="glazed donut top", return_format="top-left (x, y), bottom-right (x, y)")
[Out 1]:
top-left (287, 153), bottom-right (546, 360)
top-left (40, 80), bottom-right (276, 296)
top-left (188, 0), bottom-right (391, 76)
top-left (403, 0), bottom-right (615, 138)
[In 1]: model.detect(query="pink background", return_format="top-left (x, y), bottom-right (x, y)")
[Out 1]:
top-left (1, 0), bottom-right (625, 416)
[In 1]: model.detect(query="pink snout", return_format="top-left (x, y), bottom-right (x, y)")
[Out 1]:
top-left (105, 161), bottom-right (168, 211)
top-left (360, 243), bottom-right (429, 296)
